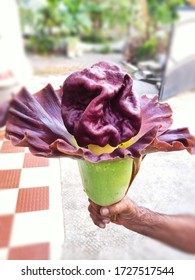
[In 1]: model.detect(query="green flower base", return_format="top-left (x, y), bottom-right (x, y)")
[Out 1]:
top-left (77, 157), bottom-right (133, 206)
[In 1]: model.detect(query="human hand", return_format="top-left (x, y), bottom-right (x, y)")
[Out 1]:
top-left (89, 196), bottom-right (195, 253)
top-left (88, 196), bottom-right (139, 229)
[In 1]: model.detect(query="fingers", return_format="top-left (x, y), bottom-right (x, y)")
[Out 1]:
top-left (89, 212), bottom-right (110, 228)
top-left (88, 199), bottom-right (101, 213)
top-left (88, 196), bottom-right (136, 228)
top-left (88, 199), bottom-right (110, 228)
top-left (100, 196), bottom-right (134, 217)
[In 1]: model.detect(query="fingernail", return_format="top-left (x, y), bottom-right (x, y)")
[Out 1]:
top-left (103, 218), bottom-right (110, 224)
top-left (99, 223), bottom-right (106, 229)
top-left (101, 208), bottom-right (109, 216)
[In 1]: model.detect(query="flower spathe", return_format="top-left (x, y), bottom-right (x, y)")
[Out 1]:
top-left (5, 61), bottom-right (195, 164)
top-left (5, 62), bottom-right (195, 202)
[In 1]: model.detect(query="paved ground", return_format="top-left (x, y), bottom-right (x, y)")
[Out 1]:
top-left (29, 52), bottom-right (123, 75)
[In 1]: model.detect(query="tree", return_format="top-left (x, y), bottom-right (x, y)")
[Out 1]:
top-left (19, 0), bottom-right (91, 53)
top-left (83, 0), bottom-right (132, 42)
top-left (124, 0), bottom-right (186, 62)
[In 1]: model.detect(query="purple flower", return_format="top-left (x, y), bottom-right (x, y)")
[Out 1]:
top-left (5, 61), bottom-right (195, 164)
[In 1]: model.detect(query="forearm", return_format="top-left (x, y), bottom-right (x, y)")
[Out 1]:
top-left (124, 207), bottom-right (195, 254)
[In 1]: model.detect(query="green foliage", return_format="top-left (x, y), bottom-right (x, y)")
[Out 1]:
top-left (84, 0), bottom-right (132, 39)
top-left (19, 0), bottom-right (186, 54)
top-left (135, 37), bottom-right (158, 60)
top-left (129, 0), bottom-right (186, 62)
top-left (61, 0), bottom-right (91, 36)
top-left (18, 0), bottom-right (35, 34)
top-left (147, 0), bottom-right (186, 25)
top-left (25, 34), bottom-right (58, 54)
top-left (19, 0), bottom-right (132, 46)
top-left (19, 0), bottom-right (91, 53)
top-left (99, 41), bottom-right (112, 54)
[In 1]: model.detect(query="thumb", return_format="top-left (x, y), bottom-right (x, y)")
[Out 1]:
top-left (100, 196), bottom-right (133, 217)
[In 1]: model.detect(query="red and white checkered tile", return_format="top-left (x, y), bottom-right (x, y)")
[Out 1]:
top-left (0, 130), bottom-right (64, 260)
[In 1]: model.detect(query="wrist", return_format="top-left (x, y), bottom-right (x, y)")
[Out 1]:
top-left (123, 205), bottom-right (162, 235)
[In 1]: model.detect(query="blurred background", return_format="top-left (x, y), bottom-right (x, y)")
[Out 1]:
top-left (17, 0), bottom-right (187, 57)
top-left (1, 0), bottom-right (194, 99)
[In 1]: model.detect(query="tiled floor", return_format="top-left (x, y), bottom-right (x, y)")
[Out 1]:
top-left (0, 129), bottom-right (64, 260)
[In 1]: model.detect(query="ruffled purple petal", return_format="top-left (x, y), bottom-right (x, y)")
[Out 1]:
top-left (124, 95), bottom-right (172, 156)
top-left (6, 84), bottom-right (76, 156)
top-left (126, 96), bottom-right (195, 156)
top-left (145, 127), bottom-right (195, 155)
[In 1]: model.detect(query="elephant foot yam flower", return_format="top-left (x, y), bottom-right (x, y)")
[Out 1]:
top-left (5, 61), bottom-right (195, 206)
